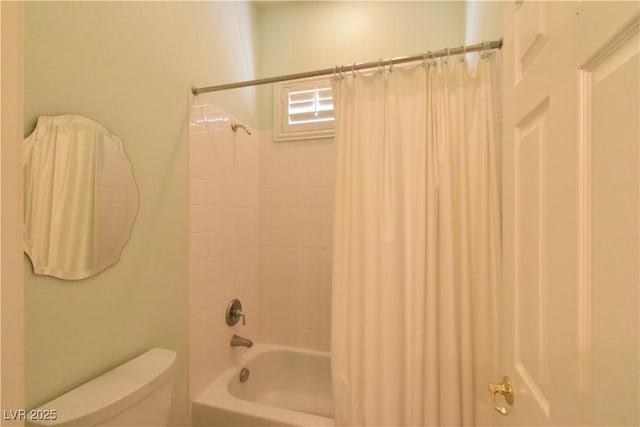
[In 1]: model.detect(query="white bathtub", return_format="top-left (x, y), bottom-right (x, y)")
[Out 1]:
top-left (192, 344), bottom-right (334, 426)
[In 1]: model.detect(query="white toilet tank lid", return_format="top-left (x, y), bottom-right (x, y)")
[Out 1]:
top-left (30, 348), bottom-right (176, 426)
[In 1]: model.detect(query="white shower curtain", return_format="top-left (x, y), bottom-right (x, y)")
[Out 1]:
top-left (331, 54), bottom-right (501, 426)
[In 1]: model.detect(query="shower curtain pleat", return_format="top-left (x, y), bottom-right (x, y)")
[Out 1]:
top-left (331, 54), bottom-right (501, 426)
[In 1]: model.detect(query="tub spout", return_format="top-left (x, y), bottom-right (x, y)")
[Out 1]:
top-left (230, 334), bottom-right (253, 348)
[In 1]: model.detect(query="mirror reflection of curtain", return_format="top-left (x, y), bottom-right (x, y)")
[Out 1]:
top-left (23, 115), bottom-right (137, 280)
top-left (331, 54), bottom-right (501, 426)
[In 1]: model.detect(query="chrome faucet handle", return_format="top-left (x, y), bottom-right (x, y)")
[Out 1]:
top-left (226, 299), bottom-right (246, 326)
top-left (235, 308), bottom-right (246, 326)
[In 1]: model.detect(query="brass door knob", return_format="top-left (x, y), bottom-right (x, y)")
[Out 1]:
top-left (488, 376), bottom-right (514, 415)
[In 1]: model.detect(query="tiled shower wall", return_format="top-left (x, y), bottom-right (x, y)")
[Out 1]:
top-left (188, 102), bottom-right (259, 400)
top-left (258, 134), bottom-right (335, 351)
top-left (188, 107), bottom-right (336, 402)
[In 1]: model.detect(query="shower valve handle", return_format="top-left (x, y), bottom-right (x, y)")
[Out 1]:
top-left (235, 309), bottom-right (246, 326)
top-left (226, 299), bottom-right (246, 326)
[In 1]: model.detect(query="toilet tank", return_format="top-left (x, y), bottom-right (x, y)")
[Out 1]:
top-left (28, 348), bottom-right (177, 427)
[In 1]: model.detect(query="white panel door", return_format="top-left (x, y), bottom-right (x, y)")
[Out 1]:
top-left (500, 1), bottom-right (639, 425)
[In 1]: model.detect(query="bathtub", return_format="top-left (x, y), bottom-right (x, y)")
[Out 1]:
top-left (192, 344), bottom-right (334, 426)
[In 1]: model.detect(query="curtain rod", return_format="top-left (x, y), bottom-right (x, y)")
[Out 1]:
top-left (192, 39), bottom-right (502, 95)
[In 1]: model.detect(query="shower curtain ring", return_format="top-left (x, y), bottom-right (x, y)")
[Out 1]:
top-left (378, 58), bottom-right (383, 73)
top-left (388, 59), bottom-right (393, 72)
top-left (422, 52), bottom-right (428, 69)
top-left (428, 51), bottom-right (435, 67)
top-left (340, 64), bottom-right (345, 79)
top-left (460, 44), bottom-right (466, 63)
top-left (352, 62), bottom-right (357, 78)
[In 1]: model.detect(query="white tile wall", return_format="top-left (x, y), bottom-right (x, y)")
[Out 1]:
top-left (188, 103), bottom-right (259, 401)
top-left (188, 110), bottom-right (336, 405)
top-left (257, 133), bottom-right (335, 351)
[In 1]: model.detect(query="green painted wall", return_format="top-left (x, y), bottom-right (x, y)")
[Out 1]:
top-left (23, 2), bottom-right (258, 425)
top-left (255, 1), bottom-right (467, 129)
top-left (464, 1), bottom-right (504, 46)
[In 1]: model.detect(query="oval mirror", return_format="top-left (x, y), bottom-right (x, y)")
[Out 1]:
top-left (23, 115), bottom-right (138, 280)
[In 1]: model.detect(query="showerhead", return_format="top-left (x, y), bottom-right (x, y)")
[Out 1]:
top-left (230, 121), bottom-right (252, 135)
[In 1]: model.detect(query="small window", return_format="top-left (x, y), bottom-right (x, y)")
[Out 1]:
top-left (273, 76), bottom-right (335, 141)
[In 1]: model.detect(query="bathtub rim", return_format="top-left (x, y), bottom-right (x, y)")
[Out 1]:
top-left (192, 343), bottom-right (334, 426)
